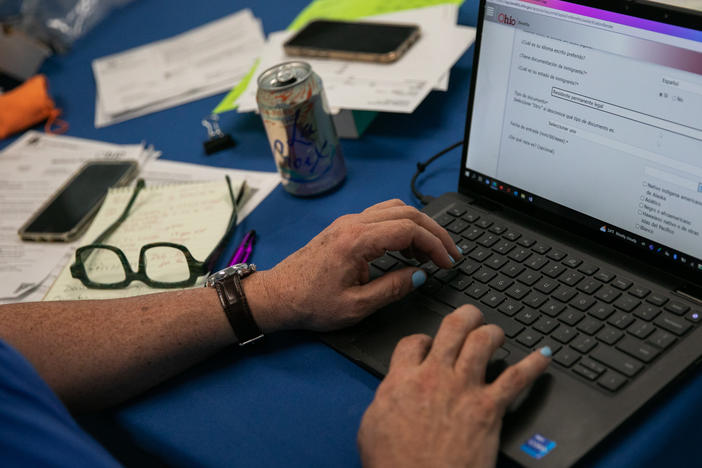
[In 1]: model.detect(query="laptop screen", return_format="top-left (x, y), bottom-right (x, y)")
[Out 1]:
top-left (463, 0), bottom-right (702, 282)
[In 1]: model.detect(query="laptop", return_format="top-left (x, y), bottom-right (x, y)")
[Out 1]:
top-left (322, 0), bottom-right (702, 466)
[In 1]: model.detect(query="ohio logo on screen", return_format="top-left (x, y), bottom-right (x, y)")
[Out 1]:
top-left (498, 13), bottom-right (517, 25)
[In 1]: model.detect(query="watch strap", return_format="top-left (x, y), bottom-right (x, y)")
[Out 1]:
top-left (214, 274), bottom-right (263, 346)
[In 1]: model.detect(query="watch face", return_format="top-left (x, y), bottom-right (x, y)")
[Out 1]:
top-left (206, 263), bottom-right (256, 287)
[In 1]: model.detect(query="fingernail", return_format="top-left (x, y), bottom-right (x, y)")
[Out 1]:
top-left (449, 255), bottom-right (456, 264)
top-left (456, 244), bottom-right (464, 255)
top-left (411, 270), bottom-right (427, 288)
top-left (540, 346), bottom-right (552, 358)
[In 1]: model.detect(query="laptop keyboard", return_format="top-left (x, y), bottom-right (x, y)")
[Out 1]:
top-left (370, 202), bottom-right (701, 393)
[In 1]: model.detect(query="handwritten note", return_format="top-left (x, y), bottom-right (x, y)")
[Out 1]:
top-left (44, 179), bottom-right (237, 301)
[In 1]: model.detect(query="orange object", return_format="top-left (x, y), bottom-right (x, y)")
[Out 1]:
top-left (0, 74), bottom-right (68, 139)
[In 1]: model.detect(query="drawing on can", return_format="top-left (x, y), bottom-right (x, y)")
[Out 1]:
top-left (257, 61), bottom-right (346, 196)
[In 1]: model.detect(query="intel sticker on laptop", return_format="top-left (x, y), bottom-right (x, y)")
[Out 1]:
top-left (521, 433), bottom-right (556, 459)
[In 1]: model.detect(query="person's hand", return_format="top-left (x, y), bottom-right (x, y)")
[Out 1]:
top-left (245, 199), bottom-right (462, 332)
top-left (357, 305), bottom-right (551, 468)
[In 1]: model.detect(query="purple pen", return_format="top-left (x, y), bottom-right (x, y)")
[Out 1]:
top-left (228, 230), bottom-right (256, 266)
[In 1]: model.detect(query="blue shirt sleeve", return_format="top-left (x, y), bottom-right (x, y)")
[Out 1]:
top-left (0, 339), bottom-right (121, 467)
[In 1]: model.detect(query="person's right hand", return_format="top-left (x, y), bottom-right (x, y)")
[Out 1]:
top-left (244, 199), bottom-right (462, 333)
top-left (357, 305), bottom-right (551, 468)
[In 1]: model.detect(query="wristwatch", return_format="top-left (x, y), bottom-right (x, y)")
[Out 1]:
top-left (205, 263), bottom-right (263, 346)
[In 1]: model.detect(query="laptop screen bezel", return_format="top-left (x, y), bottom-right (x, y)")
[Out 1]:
top-left (458, 0), bottom-right (702, 289)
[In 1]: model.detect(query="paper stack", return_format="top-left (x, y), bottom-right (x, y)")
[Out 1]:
top-left (92, 9), bottom-right (264, 127)
top-left (233, 4), bottom-right (476, 115)
top-left (0, 131), bottom-right (159, 304)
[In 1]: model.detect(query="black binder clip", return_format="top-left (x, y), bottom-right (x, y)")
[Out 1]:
top-left (202, 114), bottom-right (236, 155)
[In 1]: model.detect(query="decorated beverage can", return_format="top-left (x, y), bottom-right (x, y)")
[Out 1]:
top-left (256, 61), bottom-right (346, 196)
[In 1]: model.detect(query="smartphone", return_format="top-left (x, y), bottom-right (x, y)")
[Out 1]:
top-left (18, 160), bottom-right (138, 242)
top-left (283, 20), bottom-right (421, 63)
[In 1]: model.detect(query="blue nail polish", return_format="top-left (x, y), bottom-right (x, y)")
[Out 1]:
top-left (540, 346), bottom-right (552, 358)
top-left (412, 270), bottom-right (427, 288)
top-left (449, 255), bottom-right (456, 264)
top-left (456, 245), bottom-right (463, 255)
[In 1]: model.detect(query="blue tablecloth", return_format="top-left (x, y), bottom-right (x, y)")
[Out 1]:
top-left (3, 0), bottom-right (701, 466)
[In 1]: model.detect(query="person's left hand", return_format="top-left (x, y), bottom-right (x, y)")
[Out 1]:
top-left (245, 199), bottom-right (462, 332)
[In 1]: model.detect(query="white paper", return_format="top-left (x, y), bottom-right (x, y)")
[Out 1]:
top-left (236, 5), bottom-right (475, 113)
top-left (0, 131), bottom-right (158, 301)
top-left (93, 9), bottom-right (264, 126)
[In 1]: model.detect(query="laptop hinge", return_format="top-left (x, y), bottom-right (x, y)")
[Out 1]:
top-left (675, 285), bottom-right (702, 306)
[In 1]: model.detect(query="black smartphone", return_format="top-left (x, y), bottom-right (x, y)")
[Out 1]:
top-left (18, 160), bottom-right (138, 242)
top-left (283, 20), bottom-right (421, 63)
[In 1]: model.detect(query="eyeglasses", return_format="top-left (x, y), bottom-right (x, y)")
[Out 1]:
top-left (70, 176), bottom-right (239, 289)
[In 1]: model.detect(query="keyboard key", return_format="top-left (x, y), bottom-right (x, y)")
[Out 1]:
top-left (459, 260), bottom-right (481, 276)
top-left (590, 303), bottom-right (615, 320)
top-left (595, 287), bottom-right (621, 304)
top-left (493, 241), bottom-right (514, 255)
top-left (613, 296), bottom-right (640, 312)
top-left (616, 336), bottom-right (660, 363)
top-left (447, 219), bottom-right (470, 234)
top-left (591, 347), bottom-right (643, 377)
top-left (478, 233), bottom-right (501, 248)
top-left (594, 271), bottom-right (616, 283)
top-left (517, 329), bottom-right (543, 347)
top-left (573, 365), bottom-right (599, 381)
top-left (447, 207), bottom-right (466, 217)
top-left (612, 278), bottom-right (632, 290)
top-left (435, 269), bottom-right (459, 283)
top-left (627, 320), bottom-right (655, 339)
top-left (539, 337), bottom-right (563, 354)
top-left (543, 263), bottom-right (567, 279)
top-left (608, 311), bottom-right (635, 329)
top-left (435, 213), bottom-right (455, 227)
top-left (685, 310), bottom-right (701, 323)
top-left (517, 270), bottom-right (541, 287)
top-left (578, 263), bottom-right (599, 275)
top-left (517, 237), bottom-right (536, 248)
top-left (489, 224), bottom-right (507, 234)
top-left (463, 227), bottom-right (484, 241)
top-left (552, 326), bottom-right (578, 344)
top-left (665, 301), bottom-right (690, 316)
top-left (449, 274), bottom-right (472, 291)
top-left (562, 256), bottom-right (583, 268)
top-left (577, 279), bottom-right (602, 295)
top-left (372, 256), bottom-right (398, 271)
top-left (533, 316), bottom-right (559, 334)
top-left (597, 326), bottom-right (623, 345)
top-left (560, 271), bottom-right (584, 287)
top-left (559, 309), bottom-right (585, 326)
top-left (482, 291), bottom-right (506, 308)
top-left (498, 299), bottom-right (523, 316)
top-left (570, 294), bottom-right (596, 311)
top-left (508, 248), bottom-right (532, 262)
top-left (547, 249), bottom-right (568, 261)
top-left (552, 286), bottom-right (577, 303)
top-left (475, 268), bottom-right (497, 283)
top-left (576, 317), bottom-right (603, 335)
top-left (525, 255), bottom-right (548, 270)
top-left (516, 308), bottom-right (539, 325)
top-left (646, 329), bottom-right (676, 349)
top-left (506, 284), bottom-right (530, 300)
top-left (456, 240), bottom-right (477, 256)
top-left (489, 275), bottom-right (513, 292)
top-left (483, 309), bottom-right (524, 338)
top-left (579, 357), bottom-right (606, 375)
top-left (633, 303), bottom-right (660, 321)
top-left (646, 293), bottom-right (668, 307)
top-left (501, 262), bottom-right (525, 278)
top-left (654, 313), bottom-right (692, 336)
top-left (420, 261), bottom-right (440, 275)
top-left (628, 286), bottom-right (650, 299)
top-left (523, 292), bottom-right (548, 309)
top-left (486, 254), bottom-right (508, 270)
top-left (554, 347), bottom-right (581, 367)
top-left (535, 278), bottom-right (560, 294)
top-left (598, 371), bottom-right (628, 392)
top-left (532, 243), bottom-right (551, 254)
top-left (476, 219), bottom-right (493, 229)
top-left (540, 300), bottom-right (566, 317)
top-left (450, 233), bottom-right (462, 244)
top-left (504, 231), bottom-right (521, 241)
top-left (466, 284), bottom-right (489, 299)
top-left (571, 334), bottom-right (598, 353)
top-left (462, 212), bottom-right (480, 223)
top-left (469, 247), bottom-right (493, 262)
